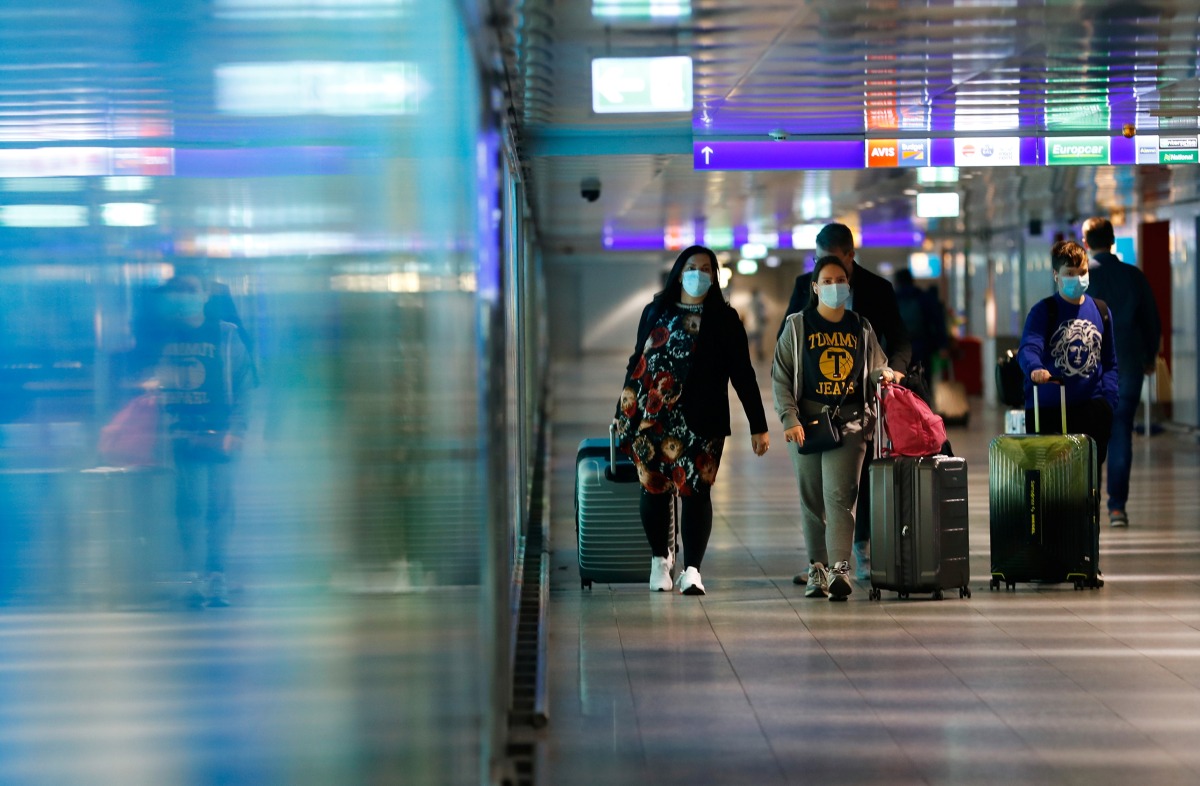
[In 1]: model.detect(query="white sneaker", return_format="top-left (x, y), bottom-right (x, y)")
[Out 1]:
top-left (649, 555), bottom-right (674, 592)
top-left (678, 566), bottom-right (705, 596)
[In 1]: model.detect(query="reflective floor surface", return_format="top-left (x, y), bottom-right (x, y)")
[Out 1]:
top-left (545, 353), bottom-right (1200, 786)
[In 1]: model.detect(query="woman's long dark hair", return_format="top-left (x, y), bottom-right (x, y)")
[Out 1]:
top-left (653, 245), bottom-right (725, 309)
top-left (807, 255), bottom-right (853, 310)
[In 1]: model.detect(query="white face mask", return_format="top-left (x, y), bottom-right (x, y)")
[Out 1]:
top-left (1058, 272), bottom-right (1089, 299)
top-left (816, 282), bottom-right (851, 309)
top-left (681, 269), bottom-right (712, 298)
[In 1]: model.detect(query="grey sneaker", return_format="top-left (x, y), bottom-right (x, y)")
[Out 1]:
top-left (804, 562), bottom-right (829, 598)
top-left (827, 561), bottom-right (852, 601)
top-left (852, 541), bottom-right (871, 581)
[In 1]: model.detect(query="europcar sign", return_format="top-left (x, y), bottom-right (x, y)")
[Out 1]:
top-left (1046, 136), bottom-right (1110, 166)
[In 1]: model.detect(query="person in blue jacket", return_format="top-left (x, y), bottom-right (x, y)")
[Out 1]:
top-left (1018, 240), bottom-right (1118, 465)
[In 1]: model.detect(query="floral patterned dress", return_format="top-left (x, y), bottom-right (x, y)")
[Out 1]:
top-left (615, 302), bottom-right (724, 496)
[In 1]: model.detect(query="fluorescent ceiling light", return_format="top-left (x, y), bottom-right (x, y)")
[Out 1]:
top-left (592, 57), bottom-right (693, 114)
top-left (103, 177), bottom-right (152, 192)
top-left (1, 178), bottom-right (86, 193)
top-left (216, 0), bottom-right (409, 20)
top-left (0, 205), bottom-right (88, 228)
top-left (101, 203), bottom-right (157, 227)
top-left (740, 242), bottom-right (768, 259)
top-left (916, 167), bottom-right (959, 184)
top-left (736, 258), bottom-right (759, 275)
top-left (791, 224), bottom-right (822, 249)
top-left (593, 1), bottom-right (690, 18)
top-left (216, 62), bottom-right (421, 116)
top-left (916, 192), bottom-right (960, 219)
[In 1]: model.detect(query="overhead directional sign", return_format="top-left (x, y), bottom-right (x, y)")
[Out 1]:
top-left (694, 140), bottom-right (865, 170)
top-left (591, 56), bottom-right (692, 114)
top-left (689, 135), bottom-right (1158, 171)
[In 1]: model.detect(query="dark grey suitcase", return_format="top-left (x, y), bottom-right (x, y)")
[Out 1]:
top-left (988, 383), bottom-right (1101, 591)
top-left (575, 425), bottom-right (673, 589)
top-left (868, 454), bottom-right (972, 600)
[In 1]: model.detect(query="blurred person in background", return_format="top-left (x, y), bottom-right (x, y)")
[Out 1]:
top-left (615, 245), bottom-right (770, 596)
top-left (893, 267), bottom-right (948, 388)
top-left (1081, 217), bottom-right (1162, 528)
top-left (156, 274), bottom-right (253, 608)
top-left (745, 289), bottom-right (769, 361)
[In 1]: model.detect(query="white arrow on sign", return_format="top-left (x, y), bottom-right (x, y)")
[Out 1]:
top-left (595, 65), bottom-right (645, 104)
top-left (701, 146), bottom-right (714, 164)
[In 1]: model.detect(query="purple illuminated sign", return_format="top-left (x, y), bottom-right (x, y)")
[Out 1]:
top-left (694, 140), bottom-right (865, 170)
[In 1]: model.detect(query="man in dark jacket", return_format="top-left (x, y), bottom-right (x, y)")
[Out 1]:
top-left (1081, 217), bottom-right (1162, 528)
top-left (779, 223), bottom-right (912, 580)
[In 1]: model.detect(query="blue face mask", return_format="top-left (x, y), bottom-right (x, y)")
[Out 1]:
top-left (817, 282), bottom-right (851, 309)
top-left (1058, 272), bottom-right (1089, 299)
top-left (681, 269), bottom-right (712, 298)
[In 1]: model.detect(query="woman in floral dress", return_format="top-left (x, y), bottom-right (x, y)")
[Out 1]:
top-left (615, 245), bottom-right (770, 595)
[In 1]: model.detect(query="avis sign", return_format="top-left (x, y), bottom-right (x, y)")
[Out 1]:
top-left (1046, 136), bottom-right (1110, 166)
top-left (866, 139), bottom-right (928, 168)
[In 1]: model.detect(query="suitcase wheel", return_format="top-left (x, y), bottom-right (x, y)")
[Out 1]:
top-left (932, 589), bottom-right (944, 601)
top-left (581, 578), bottom-right (592, 590)
top-left (868, 587), bottom-right (881, 601)
top-left (989, 578), bottom-right (999, 592)
top-left (959, 586), bottom-right (972, 599)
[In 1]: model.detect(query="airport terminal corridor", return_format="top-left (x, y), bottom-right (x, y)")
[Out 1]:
top-left (544, 352), bottom-right (1200, 786)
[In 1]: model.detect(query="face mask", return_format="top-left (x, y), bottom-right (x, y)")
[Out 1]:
top-left (1058, 272), bottom-right (1089, 299)
top-left (681, 269), bottom-right (712, 298)
top-left (817, 282), bottom-right (851, 309)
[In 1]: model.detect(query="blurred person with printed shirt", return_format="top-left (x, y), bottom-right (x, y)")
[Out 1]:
top-left (157, 275), bottom-right (253, 608)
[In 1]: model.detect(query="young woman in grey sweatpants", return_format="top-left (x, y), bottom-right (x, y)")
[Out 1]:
top-left (772, 257), bottom-right (893, 601)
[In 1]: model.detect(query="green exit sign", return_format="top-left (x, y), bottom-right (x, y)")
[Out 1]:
top-left (591, 57), bottom-right (693, 114)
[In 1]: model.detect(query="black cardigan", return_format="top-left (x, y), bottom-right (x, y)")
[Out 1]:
top-left (778, 262), bottom-right (913, 374)
top-left (622, 298), bottom-right (769, 439)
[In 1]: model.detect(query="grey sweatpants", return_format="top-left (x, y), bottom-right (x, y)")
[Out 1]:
top-left (788, 429), bottom-right (868, 568)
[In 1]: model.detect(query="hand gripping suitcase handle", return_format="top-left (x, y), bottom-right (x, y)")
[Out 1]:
top-left (1032, 377), bottom-right (1066, 433)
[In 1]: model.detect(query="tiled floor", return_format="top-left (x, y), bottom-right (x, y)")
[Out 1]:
top-left (545, 353), bottom-right (1200, 786)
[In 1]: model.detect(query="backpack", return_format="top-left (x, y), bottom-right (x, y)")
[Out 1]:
top-left (995, 349), bottom-right (1025, 408)
top-left (881, 382), bottom-right (947, 457)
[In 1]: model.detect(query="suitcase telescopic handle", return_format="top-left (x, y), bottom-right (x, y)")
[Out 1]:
top-left (608, 421), bottom-right (618, 472)
top-left (1032, 378), bottom-right (1066, 433)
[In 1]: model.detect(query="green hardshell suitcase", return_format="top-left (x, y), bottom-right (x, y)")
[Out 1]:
top-left (988, 383), bottom-right (1101, 591)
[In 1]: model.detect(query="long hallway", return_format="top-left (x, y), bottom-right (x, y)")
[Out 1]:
top-left (544, 353), bottom-right (1200, 786)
